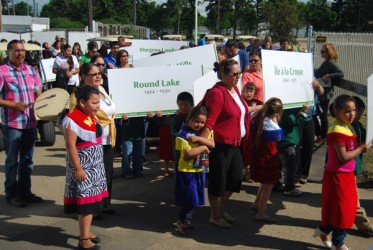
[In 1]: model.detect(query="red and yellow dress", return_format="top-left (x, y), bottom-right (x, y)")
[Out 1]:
top-left (321, 119), bottom-right (358, 229)
top-left (62, 108), bottom-right (109, 215)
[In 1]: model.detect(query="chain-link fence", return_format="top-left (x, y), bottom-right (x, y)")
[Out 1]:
top-left (314, 32), bottom-right (373, 179)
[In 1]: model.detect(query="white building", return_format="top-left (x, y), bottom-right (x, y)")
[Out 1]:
top-left (2, 15), bottom-right (49, 32)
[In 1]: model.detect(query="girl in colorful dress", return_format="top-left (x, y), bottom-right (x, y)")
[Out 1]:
top-left (313, 95), bottom-right (371, 250)
top-left (63, 85), bottom-right (108, 250)
top-left (249, 97), bottom-right (284, 223)
top-left (174, 106), bottom-right (214, 234)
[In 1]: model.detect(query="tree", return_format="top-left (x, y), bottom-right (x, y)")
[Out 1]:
top-left (261, 0), bottom-right (301, 41)
top-left (331, 0), bottom-right (373, 32)
top-left (301, 0), bottom-right (337, 32)
top-left (12, 1), bottom-right (33, 16)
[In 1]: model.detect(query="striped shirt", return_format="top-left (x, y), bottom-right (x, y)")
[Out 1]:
top-left (0, 62), bottom-right (42, 129)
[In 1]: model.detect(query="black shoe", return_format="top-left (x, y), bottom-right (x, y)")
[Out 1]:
top-left (22, 192), bottom-right (43, 203)
top-left (7, 197), bottom-right (27, 207)
top-left (78, 238), bottom-right (101, 250)
top-left (90, 236), bottom-right (101, 244)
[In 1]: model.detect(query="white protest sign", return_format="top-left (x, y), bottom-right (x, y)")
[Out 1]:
top-left (367, 73), bottom-right (373, 144)
top-left (193, 70), bottom-right (242, 104)
top-left (125, 39), bottom-right (188, 60)
top-left (40, 58), bottom-right (55, 83)
top-left (193, 70), bottom-right (218, 104)
top-left (262, 50), bottom-right (314, 109)
top-left (134, 44), bottom-right (218, 71)
top-left (108, 65), bottom-right (203, 117)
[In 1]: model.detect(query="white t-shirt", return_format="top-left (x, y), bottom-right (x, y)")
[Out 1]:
top-left (231, 91), bottom-right (246, 138)
top-left (99, 88), bottom-right (117, 145)
top-left (53, 54), bottom-right (79, 86)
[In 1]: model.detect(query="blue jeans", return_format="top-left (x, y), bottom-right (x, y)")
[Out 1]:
top-left (3, 126), bottom-right (36, 201)
top-left (279, 144), bottom-right (298, 192)
top-left (319, 225), bottom-right (346, 247)
top-left (121, 139), bottom-right (143, 176)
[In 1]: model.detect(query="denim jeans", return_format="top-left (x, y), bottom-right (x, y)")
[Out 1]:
top-left (279, 144), bottom-right (298, 192)
top-left (121, 139), bottom-right (143, 176)
top-left (319, 225), bottom-right (347, 247)
top-left (3, 126), bottom-right (36, 201)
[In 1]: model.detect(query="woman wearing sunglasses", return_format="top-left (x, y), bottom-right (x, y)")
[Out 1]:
top-left (313, 43), bottom-right (344, 147)
top-left (90, 55), bottom-right (109, 94)
top-left (242, 52), bottom-right (264, 104)
top-left (200, 59), bottom-right (250, 228)
top-left (69, 63), bottom-right (117, 219)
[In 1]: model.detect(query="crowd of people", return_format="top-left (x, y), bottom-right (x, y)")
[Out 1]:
top-left (0, 35), bottom-right (372, 250)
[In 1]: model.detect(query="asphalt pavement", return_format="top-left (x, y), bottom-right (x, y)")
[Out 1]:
top-left (0, 130), bottom-right (372, 250)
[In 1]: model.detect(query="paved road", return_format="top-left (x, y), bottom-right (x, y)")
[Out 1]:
top-left (0, 131), bottom-right (372, 250)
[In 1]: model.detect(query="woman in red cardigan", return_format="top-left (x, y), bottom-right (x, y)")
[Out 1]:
top-left (200, 59), bottom-right (250, 228)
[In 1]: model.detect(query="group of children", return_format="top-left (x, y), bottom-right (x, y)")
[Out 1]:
top-left (66, 76), bottom-right (370, 249)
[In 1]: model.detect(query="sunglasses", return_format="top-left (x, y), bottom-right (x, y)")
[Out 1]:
top-left (94, 63), bottom-right (105, 67)
top-left (321, 50), bottom-right (327, 53)
top-left (249, 59), bottom-right (259, 63)
top-left (228, 72), bottom-right (242, 76)
top-left (87, 72), bottom-right (102, 77)
top-left (91, 50), bottom-right (99, 54)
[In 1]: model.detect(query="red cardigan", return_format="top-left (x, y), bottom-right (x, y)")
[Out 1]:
top-left (202, 82), bottom-right (250, 146)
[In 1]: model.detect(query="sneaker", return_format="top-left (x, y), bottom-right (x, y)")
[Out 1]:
top-left (331, 244), bottom-right (349, 250)
top-left (284, 188), bottom-right (304, 197)
top-left (7, 197), bottom-right (27, 207)
top-left (22, 193), bottom-right (43, 202)
top-left (313, 227), bottom-right (332, 248)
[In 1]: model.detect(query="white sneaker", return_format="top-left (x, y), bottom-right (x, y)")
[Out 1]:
top-left (331, 244), bottom-right (349, 250)
top-left (313, 227), bottom-right (332, 248)
top-left (284, 188), bottom-right (304, 197)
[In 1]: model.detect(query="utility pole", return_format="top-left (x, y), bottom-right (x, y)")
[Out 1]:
top-left (88, 0), bottom-right (93, 31)
top-left (133, 0), bottom-right (136, 26)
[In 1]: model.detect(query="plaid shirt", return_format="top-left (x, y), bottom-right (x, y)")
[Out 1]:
top-left (0, 61), bottom-right (42, 129)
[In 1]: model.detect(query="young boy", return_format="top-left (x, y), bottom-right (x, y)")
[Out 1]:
top-left (172, 92), bottom-right (194, 170)
top-left (351, 96), bottom-right (373, 237)
top-left (242, 83), bottom-right (263, 182)
top-left (242, 82), bottom-right (263, 113)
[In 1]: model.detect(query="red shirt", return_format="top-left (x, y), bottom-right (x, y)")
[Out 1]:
top-left (202, 82), bottom-right (250, 146)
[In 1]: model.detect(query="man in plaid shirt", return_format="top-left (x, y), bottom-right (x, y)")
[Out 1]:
top-left (0, 40), bottom-right (43, 207)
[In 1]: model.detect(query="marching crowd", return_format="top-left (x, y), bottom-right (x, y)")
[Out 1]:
top-left (0, 35), bottom-right (372, 250)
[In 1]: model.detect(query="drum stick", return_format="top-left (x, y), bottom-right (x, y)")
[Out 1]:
top-left (29, 94), bottom-right (57, 106)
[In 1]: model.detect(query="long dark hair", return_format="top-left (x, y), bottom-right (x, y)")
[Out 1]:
top-left (186, 106), bottom-right (208, 128)
top-left (79, 63), bottom-right (97, 85)
top-left (251, 97), bottom-right (283, 145)
top-left (63, 44), bottom-right (74, 70)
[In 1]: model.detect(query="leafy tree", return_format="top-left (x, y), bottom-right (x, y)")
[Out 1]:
top-left (14, 1), bottom-right (33, 16)
top-left (301, 0), bottom-right (337, 32)
top-left (331, 0), bottom-right (373, 32)
top-left (261, 0), bottom-right (301, 41)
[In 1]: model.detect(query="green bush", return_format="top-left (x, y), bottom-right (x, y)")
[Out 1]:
top-left (50, 18), bottom-right (84, 29)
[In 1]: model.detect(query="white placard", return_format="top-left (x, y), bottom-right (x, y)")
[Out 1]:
top-left (125, 39), bottom-right (188, 60)
top-left (40, 58), bottom-right (55, 83)
top-left (192, 70), bottom-right (242, 104)
top-left (134, 44), bottom-right (218, 71)
top-left (262, 50), bottom-right (314, 109)
top-left (367, 73), bottom-right (373, 144)
top-left (108, 65), bottom-right (203, 117)
top-left (193, 70), bottom-right (219, 104)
